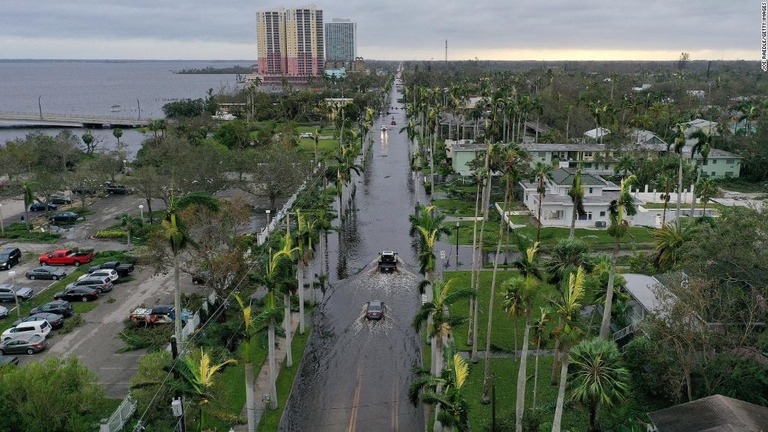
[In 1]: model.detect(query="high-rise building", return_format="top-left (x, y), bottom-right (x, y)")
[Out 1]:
top-left (256, 5), bottom-right (324, 84)
top-left (325, 18), bottom-right (356, 62)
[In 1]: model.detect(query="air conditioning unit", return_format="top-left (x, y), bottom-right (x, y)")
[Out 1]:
top-left (595, 221), bottom-right (607, 228)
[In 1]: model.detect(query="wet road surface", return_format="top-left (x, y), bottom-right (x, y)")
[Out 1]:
top-left (282, 83), bottom-right (426, 431)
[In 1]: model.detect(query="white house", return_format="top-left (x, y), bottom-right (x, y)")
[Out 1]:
top-left (520, 167), bottom-right (625, 229)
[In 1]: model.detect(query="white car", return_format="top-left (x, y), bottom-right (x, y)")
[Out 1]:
top-left (0, 305), bottom-right (7, 318)
top-left (299, 132), bottom-right (315, 139)
top-left (78, 269), bottom-right (118, 282)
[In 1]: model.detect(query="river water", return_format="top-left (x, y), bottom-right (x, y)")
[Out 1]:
top-left (0, 60), bottom-right (248, 159)
top-left (282, 82), bottom-right (427, 431)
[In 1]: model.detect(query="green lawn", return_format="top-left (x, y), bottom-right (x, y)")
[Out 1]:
top-left (445, 270), bottom-right (561, 353)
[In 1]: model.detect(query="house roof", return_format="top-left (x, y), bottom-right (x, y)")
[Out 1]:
top-left (648, 394), bottom-right (768, 432)
top-left (583, 127), bottom-right (611, 139)
top-left (522, 143), bottom-right (607, 152)
top-left (549, 168), bottom-right (606, 186)
top-left (524, 121), bottom-right (552, 134)
top-left (623, 274), bottom-right (669, 315)
top-left (681, 146), bottom-right (742, 160)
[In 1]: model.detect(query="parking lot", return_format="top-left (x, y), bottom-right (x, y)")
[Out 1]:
top-left (0, 193), bottom-right (205, 398)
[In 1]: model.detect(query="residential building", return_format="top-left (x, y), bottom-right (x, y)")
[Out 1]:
top-left (325, 18), bottom-right (356, 62)
top-left (519, 168), bottom-right (621, 229)
top-left (687, 147), bottom-right (742, 179)
top-left (648, 394), bottom-right (768, 431)
top-left (256, 5), bottom-right (324, 85)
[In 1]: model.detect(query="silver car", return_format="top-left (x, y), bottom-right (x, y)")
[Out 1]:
top-left (0, 284), bottom-right (34, 302)
top-left (0, 305), bottom-right (8, 318)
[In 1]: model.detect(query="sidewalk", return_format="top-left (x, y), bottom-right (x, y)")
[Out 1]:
top-left (233, 311), bottom-right (301, 432)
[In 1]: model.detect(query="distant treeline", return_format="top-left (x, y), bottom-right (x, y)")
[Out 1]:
top-left (175, 65), bottom-right (254, 74)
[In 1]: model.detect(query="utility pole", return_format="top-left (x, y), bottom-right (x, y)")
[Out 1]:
top-left (445, 40), bottom-right (448, 62)
top-left (170, 336), bottom-right (187, 432)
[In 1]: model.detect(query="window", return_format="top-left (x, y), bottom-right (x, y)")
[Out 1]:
top-left (588, 187), bottom-right (593, 194)
top-left (726, 159), bottom-right (735, 164)
top-left (711, 172), bottom-right (717, 176)
top-left (711, 159), bottom-right (717, 164)
top-left (538, 152), bottom-right (546, 157)
top-left (600, 211), bottom-right (606, 217)
top-left (585, 152), bottom-right (593, 157)
top-left (548, 210), bottom-right (563, 220)
top-left (725, 172), bottom-right (734, 177)
top-left (578, 212), bottom-right (593, 221)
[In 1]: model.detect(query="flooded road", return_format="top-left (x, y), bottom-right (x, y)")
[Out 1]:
top-left (282, 82), bottom-right (426, 431)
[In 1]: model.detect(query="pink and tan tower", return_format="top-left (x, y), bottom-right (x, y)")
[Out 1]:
top-left (256, 5), bottom-right (324, 85)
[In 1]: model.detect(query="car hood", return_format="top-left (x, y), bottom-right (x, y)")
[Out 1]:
top-left (15, 287), bottom-right (33, 297)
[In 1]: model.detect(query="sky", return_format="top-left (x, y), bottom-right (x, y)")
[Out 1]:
top-left (0, 0), bottom-right (760, 61)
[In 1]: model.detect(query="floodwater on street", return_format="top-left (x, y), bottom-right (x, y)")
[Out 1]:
top-left (282, 82), bottom-right (426, 431)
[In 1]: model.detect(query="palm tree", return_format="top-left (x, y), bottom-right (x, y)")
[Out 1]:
top-left (696, 177), bottom-right (719, 215)
top-left (279, 234), bottom-right (300, 368)
top-left (413, 279), bottom-right (474, 377)
top-left (253, 235), bottom-right (296, 410)
top-left (569, 337), bottom-right (631, 432)
top-left (408, 344), bottom-right (471, 432)
top-left (296, 210), bottom-right (318, 334)
top-left (568, 168), bottom-right (586, 240)
top-left (657, 173), bottom-right (676, 226)
top-left (670, 123), bottom-right (687, 220)
top-left (688, 127), bottom-right (714, 214)
top-left (175, 348), bottom-right (236, 432)
top-left (501, 242), bottom-right (542, 432)
top-left (545, 238), bottom-right (593, 287)
top-left (653, 220), bottom-right (700, 272)
top-left (410, 204), bottom-right (451, 281)
top-left (533, 162), bottom-right (554, 242)
top-left (469, 167), bottom-right (488, 362)
top-left (482, 144), bottom-right (529, 403)
top-left (531, 307), bottom-right (550, 410)
top-left (613, 155), bottom-right (634, 179)
top-left (235, 295), bottom-right (257, 432)
top-left (161, 191), bottom-right (220, 352)
top-left (600, 176), bottom-right (637, 339)
top-left (551, 267), bottom-right (586, 432)
top-left (120, 214), bottom-right (141, 251)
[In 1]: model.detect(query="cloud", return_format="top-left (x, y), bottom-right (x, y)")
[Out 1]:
top-left (0, 0), bottom-right (757, 60)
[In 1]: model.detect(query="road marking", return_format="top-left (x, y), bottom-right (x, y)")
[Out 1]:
top-left (392, 376), bottom-right (399, 432)
top-left (347, 367), bottom-right (363, 432)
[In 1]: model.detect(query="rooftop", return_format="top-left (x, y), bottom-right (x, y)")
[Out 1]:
top-left (549, 168), bottom-right (607, 186)
top-left (648, 394), bottom-right (768, 432)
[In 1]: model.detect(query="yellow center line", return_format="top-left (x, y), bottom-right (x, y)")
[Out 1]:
top-left (392, 376), bottom-right (399, 432)
top-left (347, 367), bottom-right (363, 432)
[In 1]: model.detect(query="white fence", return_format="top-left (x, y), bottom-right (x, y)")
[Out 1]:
top-left (256, 164), bottom-right (321, 246)
top-left (98, 395), bottom-right (137, 432)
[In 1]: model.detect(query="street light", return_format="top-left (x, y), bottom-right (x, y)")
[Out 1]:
top-left (455, 221), bottom-right (460, 269)
top-left (139, 204), bottom-right (144, 221)
top-left (266, 209), bottom-right (271, 226)
top-left (8, 270), bottom-right (20, 319)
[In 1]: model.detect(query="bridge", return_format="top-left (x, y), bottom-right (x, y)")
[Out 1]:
top-left (0, 112), bottom-right (152, 129)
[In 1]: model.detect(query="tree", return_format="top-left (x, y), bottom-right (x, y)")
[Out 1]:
top-left (533, 162), bottom-right (554, 242)
top-left (568, 167), bottom-right (586, 240)
top-left (175, 348), bottom-right (236, 431)
top-left (531, 307), bottom-right (550, 410)
top-left (250, 143), bottom-right (310, 211)
top-left (613, 155), bottom-right (634, 179)
top-left (551, 267), bottom-right (586, 432)
top-left (296, 210), bottom-right (318, 334)
top-left (654, 220), bottom-right (700, 272)
top-left (159, 191), bottom-right (220, 353)
top-left (0, 356), bottom-right (106, 432)
top-left (568, 337), bottom-right (631, 432)
top-left (413, 279), bottom-right (474, 378)
top-left (236, 295), bottom-right (257, 432)
top-left (657, 173), bottom-right (676, 226)
top-left (80, 130), bottom-right (102, 155)
top-left (501, 242), bottom-right (542, 432)
top-left (408, 345), bottom-right (471, 432)
top-left (670, 123), bottom-right (687, 220)
top-left (688, 127), bottom-right (714, 214)
top-left (253, 234), bottom-right (300, 410)
top-left (695, 177), bottom-right (719, 214)
top-left (600, 176), bottom-right (637, 339)
top-left (21, 181), bottom-right (35, 232)
top-left (125, 166), bottom-right (165, 225)
top-left (120, 214), bottom-right (141, 251)
top-left (410, 204), bottom-right (452, 281)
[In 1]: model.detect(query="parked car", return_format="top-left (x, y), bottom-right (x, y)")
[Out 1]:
top-left (13, 313), bottom-right (65, 330)
top-left (105, 182), bottom-right (131, 194)
top-left (49, 212), bottom-right (80, 223)
top-left (30, 202), bottom-right (58, 212)
top-left (25, 266), bottom-right (67, 281)
top-left (30, 300), bottom-right (73, 317)
top-left (0, 284), bottom-right (34, 302)
top-left (67, 276), bottom-right (113, 294)
top-left (2, 320), bottom-right (51, 341)
top-left (88, 261), bottom-right (134, 277)
top-left (79, 269), bottom-right (118, 282)
top-left (0, 334), bottom-right (48, 355)
top-left (299, 132), bottom-right (315, 139)
top-left (48, 195), bottom-right (73, 205)
top-left (53, 287), bottom-right (100, 302)
top-left (0, 247), bottom-right (21, 270)
top-left (364, 300), bottom-right (385, 320)
top-left (0, 305), bottom-right (7, 318)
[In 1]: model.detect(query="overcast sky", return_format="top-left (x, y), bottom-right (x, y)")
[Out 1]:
top-left (0, 0), bottom-right (759, 61)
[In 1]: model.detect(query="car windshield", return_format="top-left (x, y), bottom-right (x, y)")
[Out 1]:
top-left (368, 302), bottom-right (383, 312)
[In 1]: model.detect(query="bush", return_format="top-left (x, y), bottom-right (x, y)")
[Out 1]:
top-left (60, 314), bottom-right (84, 334)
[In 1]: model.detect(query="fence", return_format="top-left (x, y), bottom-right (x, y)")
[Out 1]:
top-left (98, 395), bottom-right (137, 432)
top-left (256, 164), bottom-right (321, 246)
